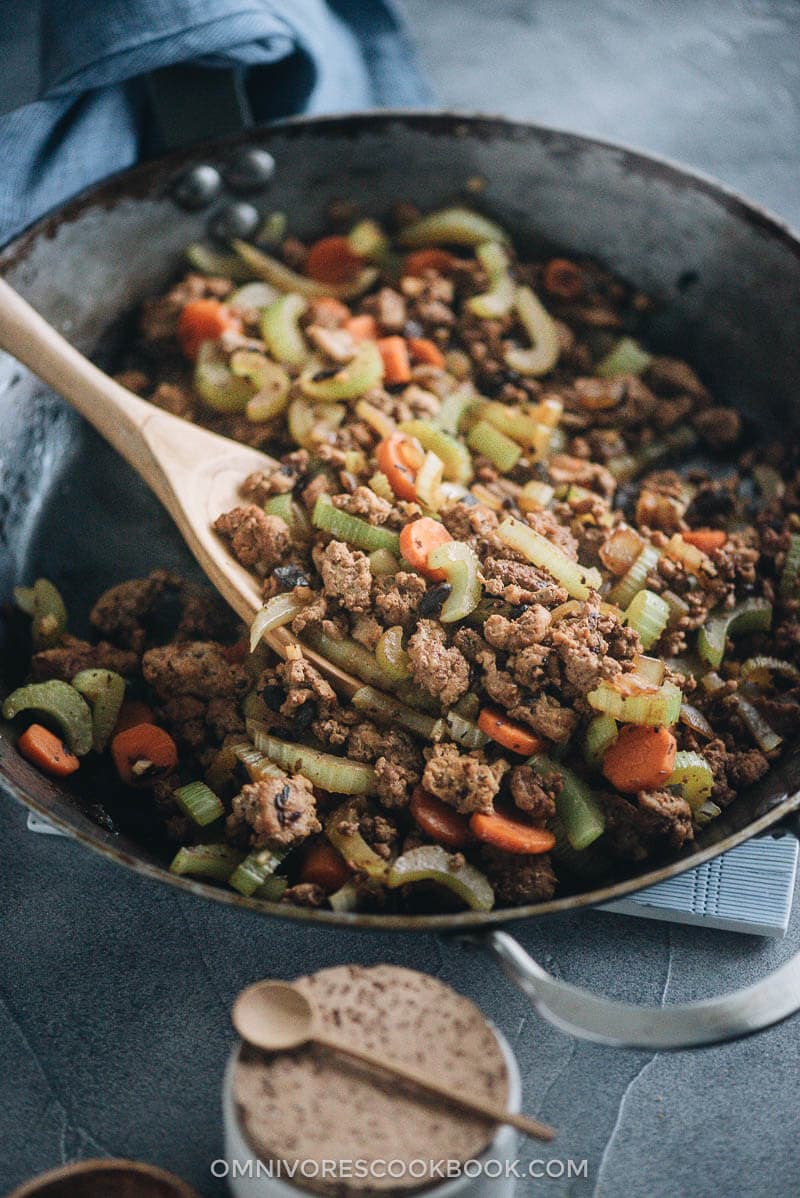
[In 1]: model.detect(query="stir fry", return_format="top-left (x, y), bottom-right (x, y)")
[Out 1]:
top-left (5, 201), bottom-right (799, 914)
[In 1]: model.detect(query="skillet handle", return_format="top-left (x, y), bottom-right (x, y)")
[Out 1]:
top-left (483, 929), bottom-right (800, 1049)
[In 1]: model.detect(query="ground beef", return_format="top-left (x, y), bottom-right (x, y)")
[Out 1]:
top-left (440, 502), bottom-right (500, 551)
top-left (291, 592), bottom-right (327, 636)
top-left (703, 738), bottom-right (770, 806)
top-left (482, 557), bottom-right (569, 607)
top-left (30, 637), bottom-right (139, 682)
top-left (374, 757), bottom-right (419, 808)
top-left (227, 775), bottom-right (320, 849)
top-left (160, 695), bottom-right (207, 750)
top-left (510, 694), bottom-right (578, 743)
top-left (524, 508), bottom-right (580, 558)
top-left (213, 505), bottom-right (290, 574)
top-left (350, 614), bottom-right (383, 650)
top-left (281, 883), bottom-right (327, 907)
top-left (347, 722), bottom-right (421, 773)
top-left (481, 847), bottom-right (557, 905)
top-left (601, 788), bottom-right (693, 860)
top-left (319, 540), bottom-right (373, 612)
top-left (142, 642), bottom-right (248, 701)
top-left (482, 662), bottom-right (521, 708)
top-left (364, 286), bottom-right (407, 333)
top-left (421, 743), bottom-right (507, 814)
top-left (692, 406), bottom-right (742, 449)
top-left (548, 600), bottom-right (634, 697)
top-left (547, 453), bottom-right (616, 498)
top-left (645, 356), bottom-right (709, 400)
top-left (240, 462), bottom-right (299, 503)
top-left (407, 620), bottom-right (470, 708)
top-left (89, 575), bottom-right (164, 651)
top-left (332, 486), bottom-right (394, 525)
top-left (509, 764), bottom-right (559, 821)
top-left (275, 657), bottom-right (337, 718)
top-left (205, 697), bottom-right (245, 741)
top-left (373, 572), bottom-right (426, 628)
top-left (484, 605), bottom-right (552, 651)
top-left (151, 381), bottom-right (196, 419)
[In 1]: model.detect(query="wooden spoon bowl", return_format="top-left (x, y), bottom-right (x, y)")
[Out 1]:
top-left (7, 1159), bottom-right (200, 1198)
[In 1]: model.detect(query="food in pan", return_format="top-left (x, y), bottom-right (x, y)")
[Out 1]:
top-left (5, 203), bottom-right (799, 913)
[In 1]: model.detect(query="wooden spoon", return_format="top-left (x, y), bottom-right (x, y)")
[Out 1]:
top-left (0, 277), bottom-right (360, 697)
top-left (232, 979), bottom-right (556, 1142)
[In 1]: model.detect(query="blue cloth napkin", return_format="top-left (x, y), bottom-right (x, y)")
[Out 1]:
top-left (0, 0), bottom-right (433, 244)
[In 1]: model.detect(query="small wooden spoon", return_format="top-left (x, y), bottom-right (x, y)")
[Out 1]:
top-left (0, 277), bottom-right (360, 697)
top-left (232, 979), bottom-right (556, 1142)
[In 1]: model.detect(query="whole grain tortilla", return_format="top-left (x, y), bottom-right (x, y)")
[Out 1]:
top-left (233, 964), bottom-right (509, 1197)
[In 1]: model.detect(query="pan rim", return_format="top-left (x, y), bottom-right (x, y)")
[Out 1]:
top-left (2, 108), bottom-right (800, 931)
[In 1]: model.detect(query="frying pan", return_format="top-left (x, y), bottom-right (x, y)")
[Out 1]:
top-left (2, 112), bottom-right (800, 1050)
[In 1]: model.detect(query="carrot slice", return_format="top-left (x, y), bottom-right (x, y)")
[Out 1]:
top-left (111, 723), bottom-right (178, 787)
top-left (305, 235), bottom-right (364, 284)
top-left (375, 432), bottom-right (424, 501)
top-left (177, 298), bottom-right (240, 360)
top-left (477, 708), bottom-right (546, 756)
top-left (18, 723), bottom-right (79, 777)
top-left (377, 336), bottom-right (412, 385)
top-left (601, 724), bottom-right (677, 794)
top-left (542, 257), bottom-right (584, 301)
top-left (470, 809), bottom-right (556, 856)
top-left (344, 314), bottom-right (378, 341)
top-left (408, 337), bottom-right (445, 368)
top-left (403, 249), bottom-right (458, 277)
top-left (113, 699), bottom-right (155, 736)
top-left (681, 528), bottom-right (727, 553)
top-left (299, 841), bottom-right (351, 891)
top-left (410, 786), bottom-right (471, 849)
top-left (399, 517), bottom-right (453, 580)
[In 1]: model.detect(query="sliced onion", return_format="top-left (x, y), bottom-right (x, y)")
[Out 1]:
top-left (250, 593), bottom-right (311, 653)
top-left (734, 696), bottom-right (783, 752)
top-left (599, 525), bottom-right (644, 576)
top-left (679, 702), bottom-right (716, 740)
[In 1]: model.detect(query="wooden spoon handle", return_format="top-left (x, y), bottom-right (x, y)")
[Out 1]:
top-left (314, 1033), bottom-right (555, 1141)
top-left (0, 275), bottom-right (156, 461)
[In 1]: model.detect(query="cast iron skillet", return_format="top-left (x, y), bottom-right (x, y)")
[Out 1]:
top-left (2, 112), bottom-right (800, 1049)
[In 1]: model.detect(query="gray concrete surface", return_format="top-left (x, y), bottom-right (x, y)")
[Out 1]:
top-left (3, 2), bottom-right (800, 1196)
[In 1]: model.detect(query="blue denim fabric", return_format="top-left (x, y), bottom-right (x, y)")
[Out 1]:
top-left (0, 0), bottom-right (433, 242)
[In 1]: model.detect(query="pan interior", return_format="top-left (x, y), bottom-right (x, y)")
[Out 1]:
top-left (1, 113), bottom-right (799, 929)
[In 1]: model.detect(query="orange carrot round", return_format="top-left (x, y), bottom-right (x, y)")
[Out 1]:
top-left (477, 708), bottom-right (546, 756)
top-left (111, 723), bottom-right (178, 787)
top-left (377, 336), bottom-right (412, 385)
top-left (399, 517), bottom-right (453, 580)
top-left (375, 432), bottom-right (424, 501)
top-left (113, 699), bottom-right (155, 736)
top-left (299, 841), bottom-right (351, 892)
top-left (410, 786), bottom-right (472, 850)
top-left (18, 723), bottom-right (80, 777)
top-left (601, 724), bottom-right (677, 794)
top-left (470, 809), bottom-right (556, 855)
top-left (681, 528), bottom-right (727, 553)
top-left (542, 258), bottom-right (584, 301)
top-left (305, 235), bottom-right (364, 284)
top-left (344, 313), bottom-right (378, 341)
top-left (177, 298), bottom-right (240, 360)
top-left (408, 337), bottom-right (445, 368)
top-left (403, 249), bottom-right (458, 277)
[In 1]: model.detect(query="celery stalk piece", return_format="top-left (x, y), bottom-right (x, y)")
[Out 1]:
top-left (351, 685), bottom-right (446, 741)
top-left (446, 710), bottom-right (489, 750)
top-left (467, 419), bottom-right (522, 472)
top-left (583, 714), bottom-right (618, 768)
top-left (250, 593), bottom-right (313, 653)
top-left (299, 341), bottom-right (384, 402)
top-left (436, 385), bottom-right (480, 435)
top-left (666, 752), bottom-right (714, 810)
top-left (260, 293), bottom-right (309, 366)
top-left (287, 397), bottom-right (345, 449)
top-left (312, 495), bottom-right (400, 554)
top-left (733, 696), bottom-right (783, 753)
top-left (230, 846), bottom-right (290, 897)
top-left (595, 336), bottom-right (653, 378)
top-left (326, 800), bottom-right (389, 880)
top-left (779, 533), bottom-right (800, 599)
top-left (498, 516), bottom-right (602, 600)
top-left (625, 589), bottom-right (670, 651)
top-left (232, 239), bottom-right (378, 300)
top-left (480, 401), bottom-right (552, 455)
top-left (586, 679), bottom-right (683, 727)
top-left (697, 598), bottom-right (773, 670)
top-left (347, 218), bottom-right (390, 261)
top-left (529, 754), bottom-right (606, 850)
top-left (228, 281), bottom-right (280, 314)
top-left (3, 680), bottom-right (93, 756)
top-left (374, 626), bottom-right (412, 683)
top-left (398, 419), bottom-right (474, 484)
top-left (504, 285), bottom-right (560, 377)
top-left (263, 493), bottom-right (312, 543)
top-left (173, 780), bottom-right (225, 827)
top-left (229, 350), bottom-right (291, 422)
top-left (233, 744), bottom-right (285, 783)
top-left (467, 242), bottom-right (515, 318)
top-left (304, 628), bottom-right (395, 691)
top-left (607, 544), bottom-right (661, 609)
top-left (14, 578), bottom-right (68, 649)
top-left (193, 341), bottom-right (253, 414)
top-left (397, 206), bottom-right (509, 248)
top-left (427, 541), bottom-right (483, 623)
top-left (248, 722), bottom-right (377, 795)
top-left (368, 547), bottom-right (400, 576)
top-left (256, 875), bottom-right (289, 902)
top-left (328, 880), bottom-right (360, 912)
top-left (72, 668), bottom-right (126, 752)
top-left (740, 656), bottom-right (800, 687)
top-left (170, 843), bottom-right (244, 881)
top-left (387, 845), bottom-right (495, 911)
top-left (185, 242), bottom-right (254, 282)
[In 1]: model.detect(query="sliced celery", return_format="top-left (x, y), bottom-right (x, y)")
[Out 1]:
top-left (498, 516), bottom-right (602, 600)
top-left (229, 350), bottom-right (291, 422)
top-left (326, 800), bottom-right (389, 880)
top-left (232, 239), bottom-right (378, 299)
top-left (312, 495), bottom-right (400, 554)
top-left (399, 419), bottom-right (474, 484)
top-left (387, 845), bottom-right (495, 911)
top-left (528, 754), bottom-right (605, 850)
top-left (374, 626), bottom-right (411, 683)
top-left (595, 336), bottom-right (653, 378)
top-left (436, 385), bottom-right (480, 435)
top-left (368, 547), bottom-right (400, 576)
top-left (347, 218), bottom-right (389, 260)
top-left (586, 679), bottom-right (682, 727)
top-left (304, 628), bottom-right (392, 691)
top-left (3, 680), bottom-right (93, 756)
top-left (467, 419), bottom-right (521, 472)
top-left (193, 341), bottom-right (252, 414)
top-left (299, 341), bottom-right (384, 402)
top-left (625, 589), bottom-right (670, 651)
top-left (697, 598), bottom-right (773, 670)
top-left (779, 534), bottom-right (800, 599)
top-left (230, 847), bottom-right (289, 897)
top-left (467, 242), bottom-right (515, 318)
top-left (607, 544), bottom-right (661, 609)
top-left (666, 752), bottom-right (714, 810)
top-left (14, 578), bottom-right (68, 649)
top-left (397, 206), bottom-right (509, 248)
top-left (169, 843), bottom-right (243, 882)
top-left (427, 541), bottom-right (483, 622)
top-left (583, 715), bottom-right (618, 768)
top-left (287, 397), bottom-right (345, 448)
top-left (260, 293), bottom-right (308, 365)
top-left (185, 243), bottom-right (253, 282)
top-left (263, 494), bottom-right (312, 543)
top-left (504, 285), bottom-right (560, 377)
top-left (248, 722), bottom-right (377, 794)
top-left (174, 780), bottom-right (225, 827)
top-left (351, 685), bottom-right (446, 741)
top-left (72, 668), bottom-right (126, 752)
top-left (480, 402), bottom-right (552, 455)
top-left (446, 710), bottom-right (489, 750)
